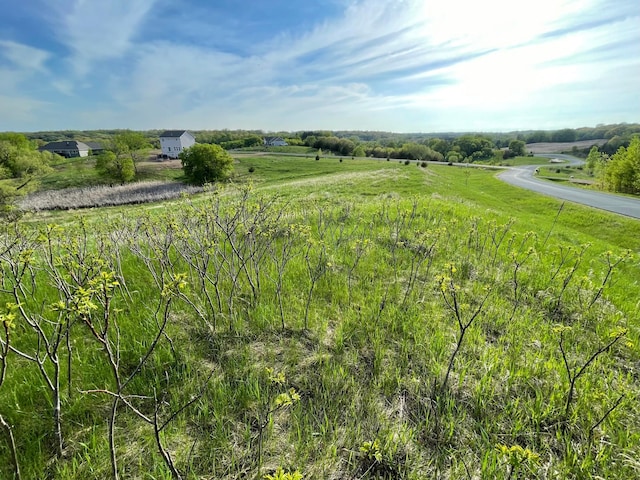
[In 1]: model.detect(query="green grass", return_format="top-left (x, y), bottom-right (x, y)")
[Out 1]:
top-left (480, 155), bottom-right (560, 167)
top-left (2, 157), bottom-right (639, 479)
top-left (236, 145), bottom-right (318, 154)
top-left (537, 165), bottom-right (594, 182)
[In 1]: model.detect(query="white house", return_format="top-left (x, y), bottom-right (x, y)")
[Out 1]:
top-left (263, 136), bottom-right (288, 147)
top-left (159, 130), bottom-right (196, 158)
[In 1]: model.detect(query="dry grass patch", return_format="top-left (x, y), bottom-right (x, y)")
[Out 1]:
top-left (19, 181), bottom-right (203, 211)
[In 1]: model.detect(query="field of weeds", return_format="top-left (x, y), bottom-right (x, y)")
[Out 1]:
top-left (1, 158), bottom-right (639, 479)
top-left (19, 181), bottom-right (204, 211)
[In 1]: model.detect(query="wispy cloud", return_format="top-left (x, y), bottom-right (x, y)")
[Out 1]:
top-left (0, 0), bottom-right (638, 131)
top-left (47, 0), bottom-right (157, 75)
top-left (0, 40), bottom-right (50, 72)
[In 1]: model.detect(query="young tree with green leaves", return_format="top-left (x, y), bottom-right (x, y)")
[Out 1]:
top-left (508, 139), bottom-right (526, 156)
top-left (0, 133), bottom-right (53, 215)
top-left (110, 131), bottom-right (150, 174)
top-left (601, 136), bottom-right (640, 194)
top-left (180, 143), bottom-right (233, 184)
top-left (95, 151), bottom-right (135, 184)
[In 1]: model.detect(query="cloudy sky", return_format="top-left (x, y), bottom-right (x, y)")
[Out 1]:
top-left (1, 0), bottom-right (638, 133)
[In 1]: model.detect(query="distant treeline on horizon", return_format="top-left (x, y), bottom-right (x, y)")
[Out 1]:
top-left (17, 122), bottom-right (639, 146)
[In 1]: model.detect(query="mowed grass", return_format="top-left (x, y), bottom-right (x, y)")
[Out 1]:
top-left (481, 156), bottom-right (562, 167)
top-left (2, 154), bottom-right (640, 479)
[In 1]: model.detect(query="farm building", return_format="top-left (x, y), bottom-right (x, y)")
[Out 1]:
top-left (159, 130), bottom-right (196, 158)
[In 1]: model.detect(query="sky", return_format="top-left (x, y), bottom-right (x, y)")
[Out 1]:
top-left (0, 0), bottom-right (638, 133)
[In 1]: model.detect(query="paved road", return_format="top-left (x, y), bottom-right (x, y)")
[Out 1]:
top-left (498, 154), bottom-right (640, 219)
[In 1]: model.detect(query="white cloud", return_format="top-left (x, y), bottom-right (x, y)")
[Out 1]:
top-left (48, 0), bottom-right (157, 75)
top-left (0, 40), bottom-right (50, 72)
top-left (6, 0), bottom-right (637, 131)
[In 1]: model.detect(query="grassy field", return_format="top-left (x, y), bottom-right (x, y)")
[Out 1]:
top-left (38, 154), bottom-right (186, 191)
top-left (1, 155), bottom-right (639, 479)
top-left (537, 165), bottom-right (594, 183)
top-left (479, 156), bottom-right (563, 167)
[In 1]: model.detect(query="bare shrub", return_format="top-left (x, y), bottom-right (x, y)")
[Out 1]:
top-left (19, 182), bottom-right (204, 211)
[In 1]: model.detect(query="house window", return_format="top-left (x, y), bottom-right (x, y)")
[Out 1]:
top-left (168, 147), bottom-right (171, 152)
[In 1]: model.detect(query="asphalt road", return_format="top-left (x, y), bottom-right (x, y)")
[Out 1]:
top-left (498, 154), bottom-right (640, 219)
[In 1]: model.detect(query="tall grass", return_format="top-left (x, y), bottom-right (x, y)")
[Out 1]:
top-left (19, 181), bottom-right (204, 211)
top-left (1, 162), bottom-right (639, 479)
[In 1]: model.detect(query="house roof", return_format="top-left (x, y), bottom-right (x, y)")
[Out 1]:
top-left (160, 130), bottom-right (191, 138)
top-left (84, 141), bottom-right (103, 150)
top-left (39, 141), bottom-right (90, 151)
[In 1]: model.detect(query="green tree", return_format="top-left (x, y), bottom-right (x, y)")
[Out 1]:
top-left (551, 128), bottom-right (577, 142)
top-left (180, 143), bottom-right (233, 184)
top-left (110, 131), bottom-right (149, 174)
top-left (453, 135), bottom-right (495, 161)
top-left (0, 133), bottom-right (52, 214)
top-left (243, 135), bottom-right (263, 148)
top-left (95, 151), bottom-right (135, 183)
top-left (601, 136), bottom-right (640, 194)
top-left (508, 140), bottom-right (526, 156)
top-left (585, 146), bottom-right (608, 175)
top-left (353, 145), bottom-right (366, 157)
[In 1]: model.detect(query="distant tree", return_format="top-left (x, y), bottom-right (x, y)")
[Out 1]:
top-left (95, 151), bottom-right (135, 183)
top-left (427, 138), bottom-right (449, 155)
top-left (180, 143), bottom-right (233, 184)
top-left (353, 145), bottom-right (366, 157)
top-left (109, 131), bottom-right (150, 174)
top-left (243, 135), bottom-right (263, 148)
top-left (508, 140), bottom-right (526, 156)
top-left (453, 135), bottom-right (495, 161)
top-left (551, 128), bottom-right (577, 143)
top-left (601, 136), bottom-right (629, 155)
top-left (585, 146), bottom-right (608, 175)
top-left (525, 129), bottom-right (551, 143)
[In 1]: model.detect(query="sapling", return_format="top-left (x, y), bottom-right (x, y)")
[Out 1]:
top-left (254, 368), bottom-right (301, 470)
top-left (436, 263), bottom-right (492, 394)
top-left (400, 227), bottom-right (442, 309)
top-left (507, 232), bottom-right (537, 321)
top-left (81, 271), bottom-right (189, 479)
top-left (266, 223), bottom-right (301, 330)
top-left (589, 250), bottom-right (631, 309)
top-left (0, 304), bottom-right (21, 479)
top-left (556, 325), bottom-right (627, 429)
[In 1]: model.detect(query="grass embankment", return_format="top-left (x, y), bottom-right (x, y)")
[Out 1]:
top-left (480, 156), bottom-right (559, 167)
top-left (1, 156), bottom-right (639, 479)
top-left (536, 165), bottom-right (594, 185)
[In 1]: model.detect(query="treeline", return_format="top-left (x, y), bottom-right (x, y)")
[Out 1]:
top-left (14, 123), bottom-right (640, 162)
top-left (19, 123), bottom-right (640, 149)
top-left (586, 136), bottom-right (640, 194)
top-left (503, 123), bottom-right (640, 145)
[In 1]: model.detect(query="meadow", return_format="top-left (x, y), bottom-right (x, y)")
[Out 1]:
top-left (1, 155), bottom-right (639, 479)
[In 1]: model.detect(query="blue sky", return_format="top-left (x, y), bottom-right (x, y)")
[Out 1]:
top-left (1, 0), bottom-right (638, 133)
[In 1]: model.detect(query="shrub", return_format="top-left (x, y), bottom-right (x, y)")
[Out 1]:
top-left (180, 143), bottom-right (233, 184)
